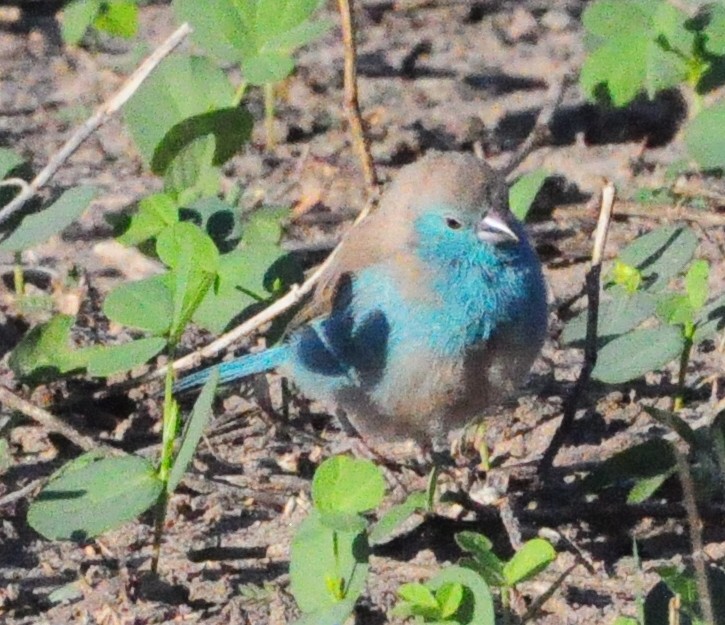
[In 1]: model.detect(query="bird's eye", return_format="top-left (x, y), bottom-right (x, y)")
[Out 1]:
top-left (446, 217), bottom-right (462, 230)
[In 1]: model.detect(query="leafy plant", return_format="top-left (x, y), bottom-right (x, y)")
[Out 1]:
top-left (394, 567), bottom-right (495, 625)
top-left (23, 218), bottom-right (224, 570)
top-left (580, 0), bottom-right (725, 169)
top-left (62, 0), bottom-right (140, 45)
top-left (290, 455), bottom-right (427, 625)
top-left (562, 224), bottom-right (724, 392)
top-left (173, 0), bottom-right (330, 146)
top-left (456, 531), bottom-right (556, 618)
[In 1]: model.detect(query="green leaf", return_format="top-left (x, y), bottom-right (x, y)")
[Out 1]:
top-left (618, 226), bottom-right (698, 292)
top-left (508, 169), bottom-right (548, 221)
top-left (369, 491), bottom-right (427, 546)
top-left (156, 222), bottom-right (219, 340)
top-left (0, 186), bottom-right (96, 252)
top-left (123, 54), bottom-right (234, 166)
top-left (289, 511), bottom-right (369, 613)
top-left (580, 35), bottom-right (649, 106)
top-left (686, 260), bottom-right (710, 310)
top-left (192, 208), bottom-right (303, 334)
top-left (168, 369), bottom-right (219, 492)
top-left (656, 293), bottom-right (695, 327)
top-left (703, 4), bottom-right (725, 55)
top-left (685, 101), bottom-right (725, 170)
top-left (151, 107), bottom-right (252, 176)
top-left (103, 277), bottom-right (174, 335)
top-left (582, 0), bottom-right (655, 40)
top-left (427, 565), bottom-right (495, 625)
top-left (456, 531), bottom-right (505, 588)
top-left (84, 337), bottom-right (166, 377)
top-left (0, 147), bottom-right (24, 179)
top-left (163, 135), bottom-right (220, 201)
top-left (610, 260), bottom-right (642, 294)
top-left (93, 1), bottom-right (138, 38)
top-left (312, 455), bottom-right (386, 517)
top-left (291, 599), bottom-right (358, 625)
top-left (116, 193), bottom-right (178, 246)
top-left (61, 0), bottom-right (100, 44)
top-left (613, 617), bottom-right (641, 625)
top-left (27, 453), bottom-right (162, 540)
top-left (436, 582), bottom-right (464, 620)
top-left (503, 538), bottom-right (556, 587)
top-left (397, 583), bottom-right (441, 620)
top-left (242, 53), bottom-right (296, 85)
top-left (657, 565), bottom-right (700, 606)
top-left (645, 2), bottom-right (692, 97)
top-left (693, 292), bottom-right (725, 343)
top-left (180, 196), bottom-right (242, 253)
top-left (456, 531), bottom-right (494, 558)
top-left (174, 0), bottom-right (330, 85)
top-left (173, 0), bottom-right (251, 64)
top-left (584, 438), bottom-right (676, 492)
top-left (561, 290), bottom-right (656, 345)
top-left (592, 325), bottom-right (684, 383)
top-left (580, 0), bottom-right (696, 106)
top-left (9, 315), bottom-right (87, 383)
top-left (627, 470), bottom-right (673, 503)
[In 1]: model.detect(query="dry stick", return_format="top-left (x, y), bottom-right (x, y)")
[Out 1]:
top-left (539, 181), bottom-right (615, 472)
top-left (502, 73), bottom-right (572, 179)
top-left (0, 23), bottom-right (192, 227)
top-left (338, 0), bottom-right (379, 196)
top-left (0, 386), bottom-right (121, 454)
top-left (674, 444), bottom-right (716, 625)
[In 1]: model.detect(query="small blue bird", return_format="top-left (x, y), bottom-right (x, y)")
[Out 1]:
top-left (175, 152), bottom-right (547, 442)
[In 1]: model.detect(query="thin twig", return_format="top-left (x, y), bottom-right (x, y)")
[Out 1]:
top-left (0, 386), bottom-right (118, 454)
top-left (0, 178), bottom-right (30, 194)
top-left (337, 0), bottom-right (379, 196)
top-left (0, 23), bottom-right (192, 227)
top-left (553, 202), bottom-right (725, 227)
top-left (0, 476), bottom-right (44, 508)
top-left (540, 181), bottom-right (615, 472)
top-left (674, 444), bottom-right (716, 625)
top-left (502, 73), bottom-right (572, 179)
top-left (521, 562), bottom-right (578, 623)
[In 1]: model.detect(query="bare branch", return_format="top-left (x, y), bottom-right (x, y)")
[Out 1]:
top-left (337, 0), bottom-right (380, 196)
top-left (0, 386), bottom-right (118, 454)
top-left (540, 181), bottom-right (615, 472)
top-left (674, 444), bottom-right (716, 625)
top-left (502, 73), bottom-right (573, 179)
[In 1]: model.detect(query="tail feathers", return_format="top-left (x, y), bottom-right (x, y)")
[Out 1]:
top-left (173, 346), bottom-right (288, 394)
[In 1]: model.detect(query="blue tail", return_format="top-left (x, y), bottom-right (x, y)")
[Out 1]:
top-left (174, 346), bottom-right (289, 393)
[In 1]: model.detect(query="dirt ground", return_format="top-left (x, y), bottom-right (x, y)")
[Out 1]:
top-left (1, 1), bottom-right (725, 624)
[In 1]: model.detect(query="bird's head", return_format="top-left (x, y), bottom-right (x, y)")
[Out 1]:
top-left (377, 152), bottom-right (525, 267)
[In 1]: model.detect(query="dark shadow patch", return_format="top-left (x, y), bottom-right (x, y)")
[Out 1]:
top-left (463, 70), bottom-right (548, 96)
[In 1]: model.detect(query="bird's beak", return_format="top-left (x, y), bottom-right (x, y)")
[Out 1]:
top-left (476, 211), bottom-right (519, 243)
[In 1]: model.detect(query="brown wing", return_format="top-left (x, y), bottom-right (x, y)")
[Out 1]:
top-left (287, 210), bottom-right (407, 330)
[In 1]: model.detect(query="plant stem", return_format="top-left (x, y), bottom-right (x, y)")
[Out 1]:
top-left (502, 587), bottom-right (511, 625)
top-left (233, 80), bottom-right (247, 106)
top-left (264, 82), bottom-right (276, 150)
top-left (674, 334), bottom-right (693, 411)
top-left (13, 252), bottom-right (24, 299)
top-left (151, 356), bottom-right (179, 573)
top-left (426, 463), bottom-right (441, 512)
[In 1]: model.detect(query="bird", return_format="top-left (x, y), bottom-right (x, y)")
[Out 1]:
top-left (174, 152), bottom-right (548, 444)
